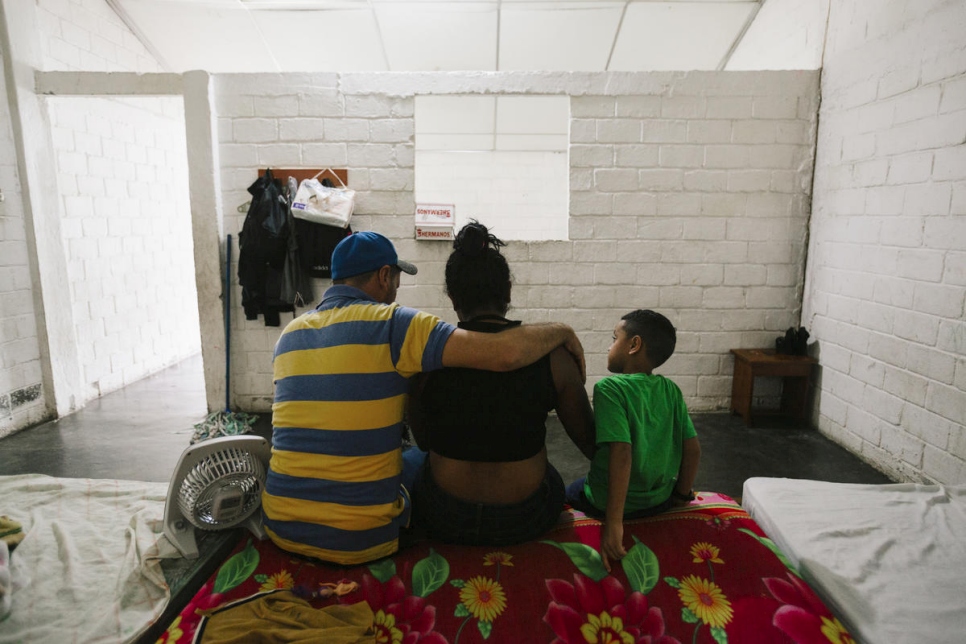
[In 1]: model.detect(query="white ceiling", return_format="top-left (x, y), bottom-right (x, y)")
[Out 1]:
top-left (109, 0), bottom-right (761, 73)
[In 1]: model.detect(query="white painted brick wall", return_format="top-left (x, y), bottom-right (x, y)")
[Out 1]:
top-left (803, 0), bottom-right (966, 484)
top-left (216, 71), bottom-right (818, 412)
top-left (36, 0), bottom-right (162, 72)
top-left (47, 96), bottom-right (200, 402)
top-left (0, 49), bottom-right (49, 438)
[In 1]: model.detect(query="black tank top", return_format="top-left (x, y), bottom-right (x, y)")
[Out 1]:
top-left (417, 317), bottom-right (556, 462)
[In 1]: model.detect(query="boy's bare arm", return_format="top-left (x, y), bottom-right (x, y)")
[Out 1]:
top-left (601, 442), bottom-right (633, 572)
top-left (673, 436), bottom-right (701, 501)
top-left (441, 324), bottom-right (585, 380)
top-left (549, 347), bottom-right (596, 460)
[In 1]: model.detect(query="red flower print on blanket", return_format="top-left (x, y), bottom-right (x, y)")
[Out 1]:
top-left (356, 572), bottom-right (446, 644)
top-left (765, 573), bottom-right (855, 644)
top-left (346, 548), bottom-right (450, 644)
top-left (543, 573), bottom-right (679, 644)
top-left (541, 532), bottom-right (679, 644)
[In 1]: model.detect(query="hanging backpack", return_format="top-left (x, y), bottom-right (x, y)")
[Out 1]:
top-left (294, 178), bottom-right (352, 278)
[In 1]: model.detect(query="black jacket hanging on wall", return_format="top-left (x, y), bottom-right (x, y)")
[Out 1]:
top-left (238, 169), bottom-right (292, 326)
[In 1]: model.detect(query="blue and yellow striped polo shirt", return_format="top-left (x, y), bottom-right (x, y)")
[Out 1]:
top-left (262, 285), bottom-right (455, 565)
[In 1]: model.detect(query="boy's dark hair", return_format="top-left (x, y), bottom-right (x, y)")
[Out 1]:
top-left (445, 221), bottom-right (510, 315)
top-left (621, 309), bottom-right (676, 368)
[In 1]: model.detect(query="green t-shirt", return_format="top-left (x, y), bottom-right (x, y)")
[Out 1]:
top-left (583, 373), bottom-right (697, 513)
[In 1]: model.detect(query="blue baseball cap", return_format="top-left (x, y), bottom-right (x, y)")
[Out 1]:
top-left (330, 231), bottom-right (418, 280)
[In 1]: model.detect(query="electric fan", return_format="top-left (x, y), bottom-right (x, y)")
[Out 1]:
top-left (162, 435), bottom-right (272, 558)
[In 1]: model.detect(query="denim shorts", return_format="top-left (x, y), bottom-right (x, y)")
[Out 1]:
top-left (414, 461), bottom-right (565, 546)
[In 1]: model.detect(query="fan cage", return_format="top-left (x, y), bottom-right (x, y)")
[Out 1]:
top-left (178, 446), bottom-right (266, 530)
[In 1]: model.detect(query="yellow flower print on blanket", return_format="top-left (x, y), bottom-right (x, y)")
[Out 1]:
top-left (482, 552), bottom-right (513, 568)
top-left (459, 576), bottom-right (507, 623)
top-left (257, 569), bottom-right (294, 592)
top-left (449, 551), bottom-right (513, 641)
top-left (676, 575), bottom-right (733, 628)
top-left (690, 542), bottom-right (724, 565)
top-left (154, 615), bottom-right (183, 644)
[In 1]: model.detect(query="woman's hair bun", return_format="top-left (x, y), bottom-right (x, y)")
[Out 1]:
top-left (454, 220), bottom-right (504, 258)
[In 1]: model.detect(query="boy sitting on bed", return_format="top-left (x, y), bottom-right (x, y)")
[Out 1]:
top-left (565, 309), bottom-right (701, 571)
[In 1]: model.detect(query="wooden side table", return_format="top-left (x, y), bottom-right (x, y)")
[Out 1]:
top-left (730, 348), bottom-right (817, 427)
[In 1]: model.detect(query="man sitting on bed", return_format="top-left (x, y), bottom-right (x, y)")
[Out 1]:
top-left (261, 231), bottom-right (586, 566)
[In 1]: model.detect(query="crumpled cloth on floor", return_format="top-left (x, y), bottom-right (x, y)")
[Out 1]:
top-left (0, 541), bottom-right (10, 622)
top-left (199, 591), bottom-right (374, 643)
top-left (0, 474), bottom-right (178, 644)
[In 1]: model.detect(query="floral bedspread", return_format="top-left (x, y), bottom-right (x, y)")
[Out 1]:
top-left (156, 492), bottom-right (853, 644)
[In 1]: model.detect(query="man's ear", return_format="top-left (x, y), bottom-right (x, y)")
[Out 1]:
top-left (377, 265), bottom-right (394, 287)
top-left (628, 335), bottom-right (643, 355)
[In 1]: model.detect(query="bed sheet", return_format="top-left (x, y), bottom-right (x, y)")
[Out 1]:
top-left (742, 477), bottom-right (966, 644)
top-left (0, 474), bottom-right (181, 644)
top-left (155, 492), bottom-right (855, 644)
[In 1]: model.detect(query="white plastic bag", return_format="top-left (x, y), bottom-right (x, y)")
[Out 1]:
top-left (291, 170), bottom-right (355, 228)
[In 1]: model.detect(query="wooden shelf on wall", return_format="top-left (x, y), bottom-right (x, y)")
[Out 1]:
top-left (258, 168), bottom-right (348, 186)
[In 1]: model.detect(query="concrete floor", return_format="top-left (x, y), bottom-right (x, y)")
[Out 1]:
top-left (0, 351), bottom-right (894, 498)
top-left (0, 353), bottom-right (207, 482)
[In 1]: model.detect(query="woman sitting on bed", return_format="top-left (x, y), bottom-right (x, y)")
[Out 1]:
top-left (408, 221), bottom-right (596, 546)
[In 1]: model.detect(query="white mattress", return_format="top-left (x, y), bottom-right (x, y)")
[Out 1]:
top-left (742, 477), bottom-right (966, 644)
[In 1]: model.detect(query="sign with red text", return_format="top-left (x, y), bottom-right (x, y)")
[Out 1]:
top-left (415, 203), bottom-right (454, 240)
top-left (415, 203), bottom-right (455, 224)
top-left (415, 225), bottom-right (455, 241)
